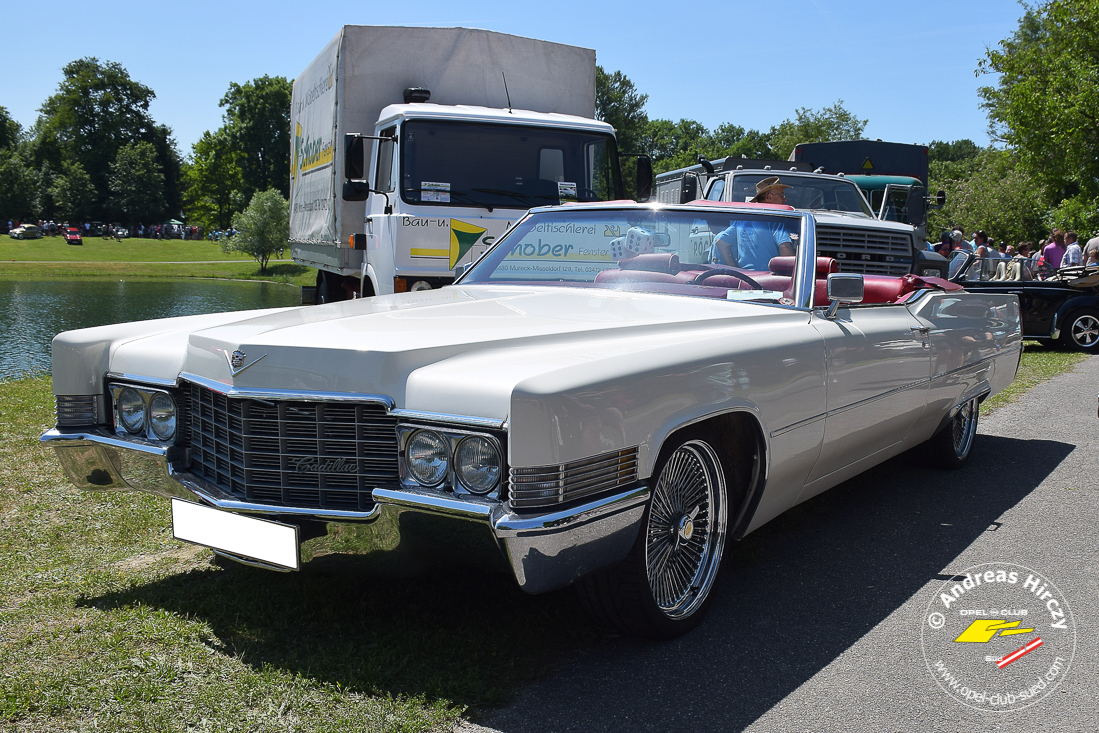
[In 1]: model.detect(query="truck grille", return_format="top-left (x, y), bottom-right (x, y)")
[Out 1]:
top-left (510, 447), bottom-right (639, 510)
top-left (182, 381), bottom-right (399, 512)
top-left (816, 225), bottom-right (913, 276)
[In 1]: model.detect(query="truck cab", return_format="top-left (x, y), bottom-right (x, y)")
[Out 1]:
top-left (655, 157), bottom-right (947, 278)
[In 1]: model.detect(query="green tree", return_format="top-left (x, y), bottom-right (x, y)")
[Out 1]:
top-left (50, 161), bottom-right (97, 222)
top-left (0, 106), bottom-right (21, 150)
top-left (768, 100), bottom-right (867, 160)
top-left (220, 76), bottom-right (292, 201)
top-left (37, 58), bottom-right (166, 215)
top-left (595, 66), bottom-right (649, 154)
top-left (183, 129), bottom-right (243, 230)
top-left (928, 149), bottom-right (1048, 244)
top-left (928, 139), bottom-right (981, 164)
top-left (0, 150), bottom-right (37, 220)
top-left (226, 189), bottom-right (288, 272)
top-left (979, 2), bottom-right (1099, 200)
top-left (108, 141), bottom-right (166, 223)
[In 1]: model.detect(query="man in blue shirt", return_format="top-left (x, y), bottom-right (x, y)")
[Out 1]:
top-left (712, 177), bottom-right (794, 269)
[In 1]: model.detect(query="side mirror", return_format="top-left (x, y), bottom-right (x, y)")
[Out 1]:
top-left (825, 273), bottom-right (864, 319)
top-left (635, 155), bottom-right (653, 201)
top-left (342, 181), bottom-right (370, 202)
top-left (344, 134), bottom-right (366, 180)
top-left (935, 190), bottom-right (946, 207)
top-left (678, 173), bottom-right (698, 204)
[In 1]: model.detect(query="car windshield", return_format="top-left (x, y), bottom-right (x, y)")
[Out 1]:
top-left (461, 207), bottom-right (805, 304)
top-left (728, 174), bottom-right (872, 216)
top-left (400, 120), bottom-right (622, 210)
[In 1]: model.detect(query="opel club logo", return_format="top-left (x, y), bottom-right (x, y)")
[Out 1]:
top-left (920, 562), bottom-right (1076, 712)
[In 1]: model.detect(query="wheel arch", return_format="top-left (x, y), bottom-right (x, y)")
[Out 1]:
top-left (650, 409), bottom-right (767, 541)
top-left (1053, 295), bottom-right (1099, 334)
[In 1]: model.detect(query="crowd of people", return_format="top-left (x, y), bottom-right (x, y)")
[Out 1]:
top-left (3, 220), bottom-right (205, 240)
top-left (933, 226), bottom-right (1099, 280)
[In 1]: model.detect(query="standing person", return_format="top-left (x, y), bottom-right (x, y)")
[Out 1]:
top-left (712, 177), bottom-right (794, 269)
top-left (1042, 229), bottom-right (1067, 270)
top-left (1084, 233), bottom-right (1099, 263)
top-left (1064, 231), bottom-right (1083, 266)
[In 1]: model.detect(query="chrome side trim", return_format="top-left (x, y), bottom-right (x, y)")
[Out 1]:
top-left (493, 484), bottom-right (649, 536)
top-left (826, 377), bottom-right (931, 418)
top-left (41, 426), bottom-right (169, 457)
top-left (371, 487), bottom-right (496, 520)
top-left (177, 372), bottom-right (396, 408)
top-left (930, 345), bottom-right (1020, 381)
top-left (770, 412), bottom-right (826, 439)
top-left (106, 372), bottom-right (178, 388)
top-left (390, 409), bottom-right (506, 430)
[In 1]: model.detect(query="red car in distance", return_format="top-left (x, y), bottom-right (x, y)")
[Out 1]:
top-left (64, 227), bottom-right (83, 245)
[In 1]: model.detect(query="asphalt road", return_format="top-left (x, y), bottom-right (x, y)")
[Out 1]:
top-left (467, 355), bottom-right (1099, 733)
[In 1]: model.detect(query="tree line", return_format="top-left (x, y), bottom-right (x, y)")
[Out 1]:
top-left (2, 0), bottom-right (1095, 248)
top-left (0, 58), bottom-right (290, 232)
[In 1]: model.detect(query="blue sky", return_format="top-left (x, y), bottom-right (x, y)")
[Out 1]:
top-left (3, 1), bottom-right (1024, 157)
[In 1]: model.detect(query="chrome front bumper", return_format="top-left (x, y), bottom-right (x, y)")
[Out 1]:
top-left (41, 428), bottom-right (649, 594)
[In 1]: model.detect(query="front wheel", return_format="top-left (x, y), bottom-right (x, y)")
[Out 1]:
top-left (925, 397), bottom-right (979, 469)
top-left (1059, 308), bottom-right (1099, 353)
top-left (578, 431), bottom-right (729, 638)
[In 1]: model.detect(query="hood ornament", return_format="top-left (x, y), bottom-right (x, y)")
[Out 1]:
top-left (225, 349), bottom-right (267, 377)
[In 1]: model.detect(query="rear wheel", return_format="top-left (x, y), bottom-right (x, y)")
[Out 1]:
top-left (577, 430), bottom-right (729, 638)
top-left (925, 397), bottom-right (979, 469)
top-left (1059, 308), bottom-right (1099, 353)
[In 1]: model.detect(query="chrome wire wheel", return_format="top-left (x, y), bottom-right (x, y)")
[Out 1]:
top-left (644, 440), bottom-right (727, 620)
top-left (1070, 313), bottom-right (1099, 349)
top-left (951, 398), bottom-right (978, 460)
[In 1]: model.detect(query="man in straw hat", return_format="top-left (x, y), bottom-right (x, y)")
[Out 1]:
top-left (711, 176), bottom-right (794, 269)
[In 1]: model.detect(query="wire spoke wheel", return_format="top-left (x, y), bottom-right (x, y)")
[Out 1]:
top-left (644, 440), bottom-right (727, 620)
top-left (951, 398), bottom-right (978, 460)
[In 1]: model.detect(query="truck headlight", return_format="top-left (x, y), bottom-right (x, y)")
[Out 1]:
top-left (117, 388), bottom-right (146, 434)
top-left (407, 430), bottom-right (449, 486)
top-left (454, 436), bottom-right (500, 494)
top-left (148, 392), bottom-right (177, 441)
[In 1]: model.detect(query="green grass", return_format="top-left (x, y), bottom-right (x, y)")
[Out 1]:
top-left (0, 236), bottom-right (314, 286)
top-left (0, 376), bottom-right (601, 732)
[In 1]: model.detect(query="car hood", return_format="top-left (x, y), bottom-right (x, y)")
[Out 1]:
top-left (61, 285), bottom-right (803, 421)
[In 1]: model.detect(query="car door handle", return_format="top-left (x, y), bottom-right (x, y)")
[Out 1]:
top-left (910, 326), bottom-right (930, 335)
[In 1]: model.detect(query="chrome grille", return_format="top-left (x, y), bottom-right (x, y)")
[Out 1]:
top-left (56, 395), bottom-right (98, 426)
top-left (816, 225), bottom-right (913, 276)
top-left (182, 382), bottom-right (398, 511)
top-left (510, 447), bottom-right (639, 510)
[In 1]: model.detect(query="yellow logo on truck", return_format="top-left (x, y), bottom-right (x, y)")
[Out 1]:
top-left (450, 219), bottom-right (488, 269)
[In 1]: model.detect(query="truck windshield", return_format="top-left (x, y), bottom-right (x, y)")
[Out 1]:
top-left (400, 120), bottom-right (622, 210)
top-left (729, 173), bottom-right (873, 216)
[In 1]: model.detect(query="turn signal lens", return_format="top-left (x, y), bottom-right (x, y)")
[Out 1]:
top-left (454, 437), bottom-right (500, 494)
top-left (149, 392), bottom-right (177, 441)
top-left (117, 388), bottom-right (146, 434)
top-left (407, 430), bottom-right (448, 486)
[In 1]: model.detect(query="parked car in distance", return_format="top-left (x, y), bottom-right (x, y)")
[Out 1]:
top-left (42, 201), bottom-right (1022, 638)
top-left (950, 251), bottom-right (1099, 352)
top-left (63, 227), bottom-right (83, 245)
top-left (9, 224), bottom-right (42, 239)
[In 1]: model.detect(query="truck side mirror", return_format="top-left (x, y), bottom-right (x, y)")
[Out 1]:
top-left (935, 190), bottom-right (946, 207)
top-left (344, 134), bottom-right (366, 180)
top-left (635, 155), bottom-right (653, 201)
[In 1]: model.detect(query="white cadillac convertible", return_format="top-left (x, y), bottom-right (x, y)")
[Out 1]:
top-left (42, 201), bottom-right (1022, 637)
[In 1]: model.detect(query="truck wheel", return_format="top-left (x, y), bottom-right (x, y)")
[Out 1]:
top-left (316, 271), bottom-right (340, 304)
top-left (1059, 308), bottom-right (1099, 353)
top-left (925, 397), bottom-right (979, 470)
top-left (577, 429), bottom-right (729, 638)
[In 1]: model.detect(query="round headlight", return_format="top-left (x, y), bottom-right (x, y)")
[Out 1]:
top-left (117, 388), bottom-right (146, 434)
top-left (149, 392), bottom-right (177, 441)
top-left (406, 430), bottom-right (448, 486)
top-left (454, 436), bottom-right (501, 494)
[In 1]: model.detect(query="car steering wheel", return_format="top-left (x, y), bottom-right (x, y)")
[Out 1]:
top-left (690, 268), bottom-right (763, 289)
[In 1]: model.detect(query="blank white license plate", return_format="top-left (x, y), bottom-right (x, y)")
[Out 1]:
top-left (171, 498), bottom-right (299, 570)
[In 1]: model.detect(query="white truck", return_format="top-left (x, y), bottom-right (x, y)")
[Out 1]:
top-left (290, 26), bottom-right (647, 302)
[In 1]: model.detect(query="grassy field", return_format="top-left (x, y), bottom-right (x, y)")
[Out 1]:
top-left (0, 346), bottom-right (1087, 731)
top-left (0, 235), bottom-right (314, 286)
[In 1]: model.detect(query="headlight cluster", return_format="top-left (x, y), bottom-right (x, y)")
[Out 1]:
top-left (400, 427), bottom-right (502, 495)
top-left (110, 384), bottom-right (178, 441)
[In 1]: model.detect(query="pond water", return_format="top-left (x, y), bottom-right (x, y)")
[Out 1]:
top-left (0, 279), bottom-right (301, 380)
